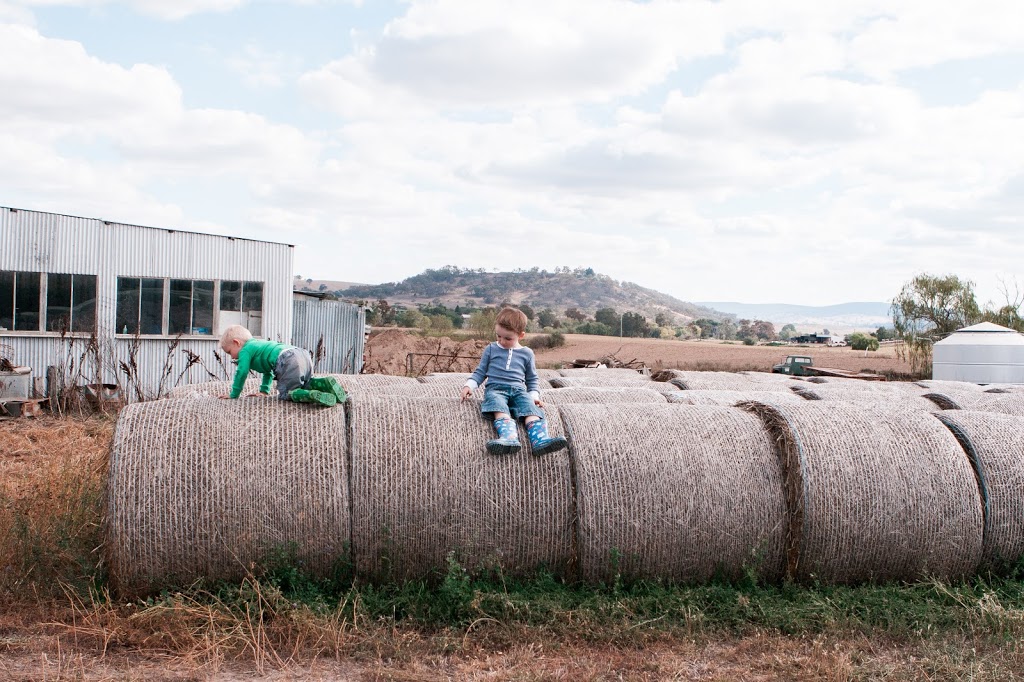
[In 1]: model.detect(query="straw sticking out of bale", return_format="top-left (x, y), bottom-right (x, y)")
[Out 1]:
top-left (539, 387), bottom-right (667, 405)
top-left (348, 396), bottom-right (573, 581)
top-left (105, 397), bottom-right (349, 596)
top-left (559, 403), bottom-right (787, 584)
top-left (934, 411), bottom-right (1024, 572)
top-left (665, 389), bottom-right (805, 406)
top-left (739, 400), bottom-right (982, 584)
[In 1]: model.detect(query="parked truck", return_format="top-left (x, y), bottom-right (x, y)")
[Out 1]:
top-left (771, 354), bottom-right (886, 381)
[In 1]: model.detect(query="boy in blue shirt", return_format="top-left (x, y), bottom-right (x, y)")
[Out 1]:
top-left (461, 307), bottom-right (567, 456)
top-left (219, 325), bottom-right (346, 406)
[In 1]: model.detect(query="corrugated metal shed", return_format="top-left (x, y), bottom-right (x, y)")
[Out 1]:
top-left (292, 294), bottom-right (366, 374)
top-left (1, 206), bottom-right (295, 398)
top-left (933, 322), bottom-right (1024, 384)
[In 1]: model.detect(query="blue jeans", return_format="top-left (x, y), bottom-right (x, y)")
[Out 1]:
top-left (480, 383), bottom-right (543, 420)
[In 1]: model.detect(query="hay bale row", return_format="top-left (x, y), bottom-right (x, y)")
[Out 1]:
top-left (559, 404), bottom-right (787, 583)
top-left (348, 396), bottom-right (573, 581)
top-left (925, 392), bottom-right (1024, 416)
top-left (664, 389), bottom-right (805, 406)
top-left (106, 397), bottom-right (349, 596)
top-left (557, 367), bottom-right (648, 378)
top-left (934, 411), bottom-right (1024, 572)
top-left (739, 401), bottom-right (982, 583)
top-left (166, 378), bottom-right (266, 399)
top-left (916, 379), bottom-right (987, 393)
top-left (419, 372), bottom-right (554, 390)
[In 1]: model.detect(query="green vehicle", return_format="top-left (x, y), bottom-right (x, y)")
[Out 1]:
top-left (772, 354), bottom-right (814, 376)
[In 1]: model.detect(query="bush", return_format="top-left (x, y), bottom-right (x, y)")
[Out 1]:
top-left (742, 337), bottom-right (756, 346)
top-left (525, 332), bottom-right (565, 350)
top-left (848, 333), bottom-right (880, 351)
top-left (549, 331), bottom-right (565, 348)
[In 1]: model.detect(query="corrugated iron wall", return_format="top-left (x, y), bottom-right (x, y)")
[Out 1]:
top-left (292, 297), bottom-right (365, 374)
top-left (1, 206), bottom-right (295, 398)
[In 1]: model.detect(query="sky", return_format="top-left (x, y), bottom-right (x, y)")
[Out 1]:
top-left (1, 1), bottom-right (1023, 308)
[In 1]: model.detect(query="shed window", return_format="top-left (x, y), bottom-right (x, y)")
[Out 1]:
top-left (1, 270), bottom-right (95, 333)
top-left (220, 281), bottom-right (263, 313)
top-left (169, 279), bottom-right (214, 335)
top-left (116, 277), bottom-right (165, 335)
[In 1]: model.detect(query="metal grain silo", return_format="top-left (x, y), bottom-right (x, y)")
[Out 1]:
top-left (932, 322), bottom-right (1024, 384)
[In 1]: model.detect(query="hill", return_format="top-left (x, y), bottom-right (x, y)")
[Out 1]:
top-left (698, 301), bottom-right (891, 329)
top-left (330, 266), bottom-right (729, 324)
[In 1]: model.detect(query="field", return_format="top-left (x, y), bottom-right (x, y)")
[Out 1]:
top-left (8, 339), bottom-right (1024, 681)
top-left (366, 329), bottom-right (913, 377)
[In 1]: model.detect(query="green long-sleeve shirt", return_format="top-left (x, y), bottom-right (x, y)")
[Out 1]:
top-left (230, 339), bottom-right (286, 398)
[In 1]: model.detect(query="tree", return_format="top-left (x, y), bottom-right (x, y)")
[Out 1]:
top-left (595, 307), bottom-right (619, 328)
top-left (875, 326), bottom-right (894, 341)
top-left (468, 307), bottom-right (498, 336)
top-left (847, 332), bottom-right (879, 351)
top-left (779, 324), bottom-right (797, 340)
top-left (396, 308), bottom-right (425, 328)
top-left (537, 308), bottom-right (559, 328)
top-left (655, 312), bottom-right (671, 327)
top-left (621, 311), bottom-right (649, 337)
top-left (517, 303), bottom-right (535, 321)
top-left (565, 307), bottom-right (588, 322)
top-left (693, 318), bottom-right (718, 339)
top-left (891, 273), bottom-right (981, 375)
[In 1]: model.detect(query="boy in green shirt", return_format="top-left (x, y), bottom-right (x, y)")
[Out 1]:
top-left (218, 324), bottom-right (346, 406)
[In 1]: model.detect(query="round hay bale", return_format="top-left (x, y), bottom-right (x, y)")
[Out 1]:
top-left (979, 394), bottom-right (1024, 417)
top-left (419, 372), bottom-right (554, 389)
top-left (348, 396), bottom-right (573, 581)
top-left (916, 379), bottom-right (987, 393)
top-left (558, 367), bottom-right (649, 378)
top-left (558, 403), bottom-right (787, 584)
top-left (925, 392), bottom-right (1024, 415)
top-left (739, 400), bottom-right (982, 583)
top-left (664, 389), bottom-right (805, 406)
top-left (166, 378), bottom-right (265, 399)
top-left (740, 371), bottom-right (808, 383)
top-left (105, 397), bottom-right (349, 596)
top-left (655, 370), bottom-right (796, 392)
top-left (539, 387), bottom-right (667, 405)
top-left (331, 373), bottom-right (420, 392)
top-left (549, 374), bottom-right (651, 389)
top-left (791, 385), bottom-right (940, 412)
top-left (934, 411), bottom-right (1024, 572)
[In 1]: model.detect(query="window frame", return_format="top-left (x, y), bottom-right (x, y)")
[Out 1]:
top-left (0, 270), bottom-right (98, 335)
top-left (115, 277), bottom-right (264, 338)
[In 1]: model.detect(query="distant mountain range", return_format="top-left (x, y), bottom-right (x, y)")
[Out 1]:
top-left (698, 302), bottom-right (892, 328)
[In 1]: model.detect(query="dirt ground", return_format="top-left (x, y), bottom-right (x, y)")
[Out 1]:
top-left (365, 329), bottom-right (913, 377)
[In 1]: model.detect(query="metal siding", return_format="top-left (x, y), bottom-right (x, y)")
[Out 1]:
top-left (291, 298), bottom-right (365, 374)
top-left (1, 206), bottom-right (294, 398)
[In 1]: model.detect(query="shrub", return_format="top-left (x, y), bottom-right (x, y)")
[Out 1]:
top-left (742, 337), bottom-right (756, 346)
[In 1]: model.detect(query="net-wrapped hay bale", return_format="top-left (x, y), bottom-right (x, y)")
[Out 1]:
top-left (926, 392), bottom-right (1024, 415)
top-left (331, 373), bottom-right (420, 392)
top-left (917, 379), bottom-right (988, 393)
top-left (979, 394), bottom-right (1024, 417)
top-left (664, 389), bottom-right (805, 406)
top-left (349, 396), bottom-right (573, 581)
top-left (559, 403), bottom-right (787, 584)
top-left (934, 411), bottom-right (1024, 572)
top-left (740, 371), bottom-right (808, 383)
top-left (419, 372), bottom-right (553, 389)
top-left (653, 370), bottom-right (795, 392)
top-left (792, 385), bottom-right (941, 412)
top-left (106, 397), bottom-right (349, 596)
top-left (166, 378), bottom-right (265, 399)
top-left (549, 374), bottom-right (652, 389)
top-left (539, 387), bottom-right (667, 405)
top-left (739, 400), bottom-right (982, 584)
top-left (558, 367), bottom-right (649, 378)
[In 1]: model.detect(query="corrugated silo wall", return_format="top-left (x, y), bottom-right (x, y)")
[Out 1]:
top-left (292, 297), bottom-right (365, 374)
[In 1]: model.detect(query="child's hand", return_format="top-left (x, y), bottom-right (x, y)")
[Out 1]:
top-left (460, 386), bottom-right (472, 402)
top-left (534, 397), bottom-right (545, 408)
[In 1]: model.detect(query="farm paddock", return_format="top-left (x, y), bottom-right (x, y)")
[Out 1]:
top-left (5, 339), bottom-right (1024, 679)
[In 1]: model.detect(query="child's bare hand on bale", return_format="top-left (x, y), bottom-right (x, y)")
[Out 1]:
top-left (460, 386), bottom-right (472, 402)
top-left (534, 398), bottom-right (545, 408)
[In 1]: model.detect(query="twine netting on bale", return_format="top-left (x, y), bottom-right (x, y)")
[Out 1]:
top-left (331, 373), bottom-right (420, 392)
top-left (652, 370), bottom-right (797, 392)
top-left (557, 367), bottom-right (648, 378)
top-left (978, 394), bottom-right (1024, 417)
top-left (791, 385), bottom-right (941, 412)
top-left (348, 396), bottom-right (573, 581)
top-left (934, 411), bottom-right (1024, 572)
top-left (925, 393), bottom-right (1024, 415)
top-left (558, 403), bottom-right (787, 584)
top-left (538, 387), bottom-right (667, 405)
top-left (105, 397), bottom-right (349, 596)
top-left (165, 378), bottom-right (266, 399)
top-left (738, 400), bottom-right (982, 584)
top-left (664, 389), bottom-right (805, 406)
top-left (740, 371), bottom-right (808, 383)
top-left (917, 380), bottom-right (987, 393)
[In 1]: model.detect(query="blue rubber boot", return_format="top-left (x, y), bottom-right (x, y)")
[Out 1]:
top-left (486, 417), bottom-right (521, 455)
top-left (525, 418), bottom-right (567, 456)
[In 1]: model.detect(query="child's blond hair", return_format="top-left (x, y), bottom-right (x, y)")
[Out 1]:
top-left (495, 307), bottom-right (528, 335)
top-left (219, 324), bottom-right (253, 349)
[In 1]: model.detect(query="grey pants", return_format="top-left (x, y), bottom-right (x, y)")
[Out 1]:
top-left (274, 347), bottom-right (313, 400)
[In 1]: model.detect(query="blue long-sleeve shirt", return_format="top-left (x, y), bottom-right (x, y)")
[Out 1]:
top-left (466, 343), bottom-right (540, 398)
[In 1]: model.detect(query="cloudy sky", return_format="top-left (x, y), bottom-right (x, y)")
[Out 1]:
top-left (2, 1), bottom-right (1023, 307)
